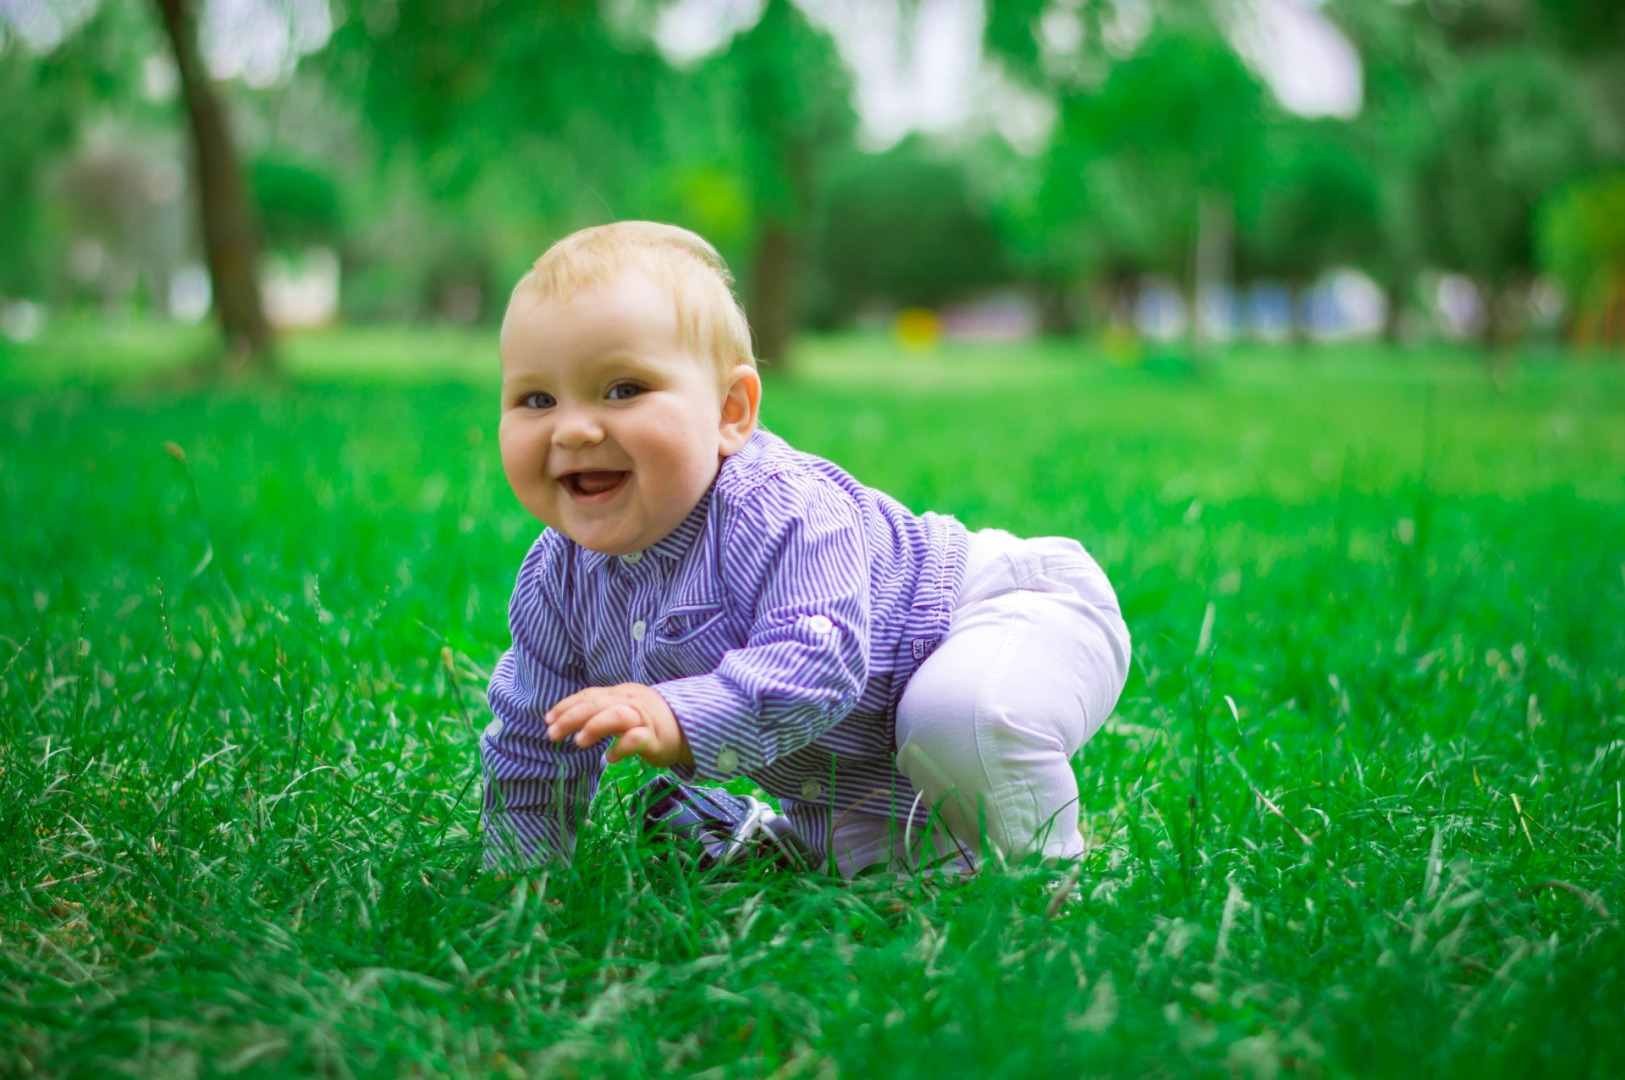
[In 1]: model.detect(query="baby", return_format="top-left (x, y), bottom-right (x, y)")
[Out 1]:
top-left (481, 221), bottom-right (1131, 874)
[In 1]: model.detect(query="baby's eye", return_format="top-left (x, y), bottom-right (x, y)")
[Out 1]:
top-left (605, 383), bottom-right (645, 402)
top-left (520, 391), bottom-right (556, 409)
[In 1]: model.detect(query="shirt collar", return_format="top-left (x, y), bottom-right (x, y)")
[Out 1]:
top-left (574, 433), bottom-right (774, 571)
top-left (645, 430), bottom-right (773, 560)
top-left (646, 485), bottom-right (711, 561)
top-left (571, 480), bottom-right (714, 573)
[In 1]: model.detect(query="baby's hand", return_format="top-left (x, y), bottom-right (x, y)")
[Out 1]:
top-left (545, 683), bottom-right (694, 768)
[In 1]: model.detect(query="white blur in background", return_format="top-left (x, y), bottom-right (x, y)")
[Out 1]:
top-left (1, 0), bottom-right (1372, 339)
top-left (654, 0), bottom-right (1363, 149)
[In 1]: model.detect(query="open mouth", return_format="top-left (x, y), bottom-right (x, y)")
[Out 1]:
top-left (561, 470), bottom-right (629, 500)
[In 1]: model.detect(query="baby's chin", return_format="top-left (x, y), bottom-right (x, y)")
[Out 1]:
top-left (551, 515), bottom-right (661, 557)
top-left (548, 475), bottom-right (717, 554)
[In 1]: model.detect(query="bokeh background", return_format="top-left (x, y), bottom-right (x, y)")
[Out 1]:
top-left (2, 0), bottom-right (1622, 369)
top-left (6, 5), bottom-right (1625, 1076)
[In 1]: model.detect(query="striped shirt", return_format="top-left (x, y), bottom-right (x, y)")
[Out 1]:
top-left (481, 429), bottom-right (970, 864)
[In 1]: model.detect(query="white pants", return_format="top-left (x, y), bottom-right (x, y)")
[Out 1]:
top-left (830, 529), bottom-right (1131, 873)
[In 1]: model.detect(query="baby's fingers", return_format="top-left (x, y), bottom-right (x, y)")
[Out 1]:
top-left (546, 692), bottom-right (603, 740)
top-left (572, 703), bottom-right (642, 749)
top-left (606, 726), bottom-right (651, 765)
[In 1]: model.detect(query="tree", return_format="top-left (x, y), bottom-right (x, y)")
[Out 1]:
top-left (0, 1), bottom-right (151, 301)
top-left (324, 0), bottom-right (852, 362)
top-left (250, 155), bottom-right (343, 253)
top-left (1323, 0), bottom-right (1446, 339)
top-left (318, 0), bottom-right (682, 320)
top-left (812, 138), bottom-right (1007, 323)
top-left (712, 0), bottom-right (852, 366)
top-left (154, 0), bottom-right (274, 369)
top-left (998, 14), bottom-right (1269, 337)
top-left (1414, 49), bottom-right (1596, 346)
top-left (1234, 119), bottom-right (1384, 341)
top-left (1538, 173), bottom-right (1625, 348)
top-left (1331, 0), bottom-right (1615, 348)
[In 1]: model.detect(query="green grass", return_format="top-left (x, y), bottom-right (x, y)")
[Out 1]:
top-left (3, 324), bottom-right (1623, 1078)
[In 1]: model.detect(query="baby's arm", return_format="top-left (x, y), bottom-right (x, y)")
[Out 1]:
top-left (544, 682), bottom-right (693, 767)
top-left (534, 477), bottom-right (873, 781)
top-left (651, 476), bottom-right (872, 779)
top-left (482, 540), bottom-right (602, 866)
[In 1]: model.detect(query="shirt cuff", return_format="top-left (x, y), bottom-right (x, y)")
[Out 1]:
top-left (655, 674), bottom-right (758, 781)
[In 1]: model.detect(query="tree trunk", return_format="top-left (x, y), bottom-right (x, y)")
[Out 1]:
top-left (1109, 269), bottom-right (1140, 331)
top-left (1476, 277), bottom-right (1520, 388)
top-left (154, 0), bottom-right (274, 371)
top-left (1191, 191), bottom-right (1233, 360)
top-left (749, 222), bottom-right (795, 369)
top-left (1289, 278), bottom-right (1311, 351)
top-left (1036, 279), bottom-right (1077, 337)
top-left (1478, 277), bottom-right (1509, 353)
top-left (1382, 276), bottom-right (1406, 345)
top-left (1607, 273), bottom-right (1625, 352)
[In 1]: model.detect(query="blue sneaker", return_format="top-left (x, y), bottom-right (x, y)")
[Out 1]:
top-left (638, 775), bottom-right (810, 870)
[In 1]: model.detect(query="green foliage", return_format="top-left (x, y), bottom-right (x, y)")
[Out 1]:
top-left (813, 140), bottom-right (1008, 319)
top-left (1537, 172), bottom-right (1625, 304)
top-left (0, 0), bottom-right (158, 296)
top-left (981, 0), bottom-right (1049, 83)
top-left (1415, 48), bottom-right (1597, 288)
top-left (982, 0), bottom-right (1137, 89)
top-left (250, 156), bottom-right (344, 252)
top-left (1009, 20), bottom-right (1268, 285)
top-left (1236, 121), bottom-right (1384, 284)
top-left (315, 0), bottom-right (851, 339)
top-left (334, 0), bottom-right (666, 205)
top-left (2, 329), bottom-right (1624, 1075)
top-left (5, 0), bottom-right (1623, 341)
top-left (315, 0), bottom-right (687, 317)
top-left (722, 0), bottom-right (854, 225)
top-left (1532, 0), bottom-right (1625, 57)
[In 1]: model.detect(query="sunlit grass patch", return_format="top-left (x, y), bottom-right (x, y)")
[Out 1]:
top-left (3, 333), bottom-right (1623, 1076)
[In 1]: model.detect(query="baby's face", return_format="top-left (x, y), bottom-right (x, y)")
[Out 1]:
top-left (498, 271), bottom-right (740, 555)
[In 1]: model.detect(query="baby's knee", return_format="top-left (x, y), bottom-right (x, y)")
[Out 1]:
top-left (895, 728), bottom-right (974, 808)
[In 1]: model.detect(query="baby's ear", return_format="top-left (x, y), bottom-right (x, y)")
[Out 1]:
top-left (718, 365), bottom-right (761, 455)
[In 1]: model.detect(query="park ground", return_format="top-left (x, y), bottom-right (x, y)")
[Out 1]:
top-left (2, 325), bottom-right (1623, 1078)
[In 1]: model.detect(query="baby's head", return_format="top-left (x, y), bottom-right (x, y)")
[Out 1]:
top-left (498, 222), bottom-right (762, 555)
top-left (514, 221), bottom-right (756, 381)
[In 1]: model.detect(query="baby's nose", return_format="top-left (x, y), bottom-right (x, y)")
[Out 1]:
top-left (552, 407), bottom-right (605, 447)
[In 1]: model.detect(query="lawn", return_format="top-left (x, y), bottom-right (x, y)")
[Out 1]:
top-left (3, 325), bottom-right (1623, 1078)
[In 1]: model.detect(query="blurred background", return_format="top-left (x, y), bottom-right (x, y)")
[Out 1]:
top-left (1, 0), bottom-right (1622, 373)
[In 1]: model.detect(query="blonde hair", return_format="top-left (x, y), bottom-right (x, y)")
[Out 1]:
top-left (512, 221), bottom-right (755, 374)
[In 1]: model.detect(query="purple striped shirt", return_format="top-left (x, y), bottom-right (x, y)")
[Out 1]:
top-left (481, 429), bottom-right (970, 864)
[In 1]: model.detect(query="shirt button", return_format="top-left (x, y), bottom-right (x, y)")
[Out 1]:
top-left (484, 717), bottom-right (503, 739)
top-left (715, 748), bottom-right (740, 773)
top-left (622, 551), bottom-right (643, 566)
top-left (806, 614), bottom-right (833, 635)
top-left (631, 619), bottom-right (646, 642)
top-left (801, 779), bottom-right (824, 800)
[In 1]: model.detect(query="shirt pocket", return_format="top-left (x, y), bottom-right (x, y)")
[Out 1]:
top-left (656, 604), bottom-right (727, 645)
top-left (648, 603), bottom-right (741, 681)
